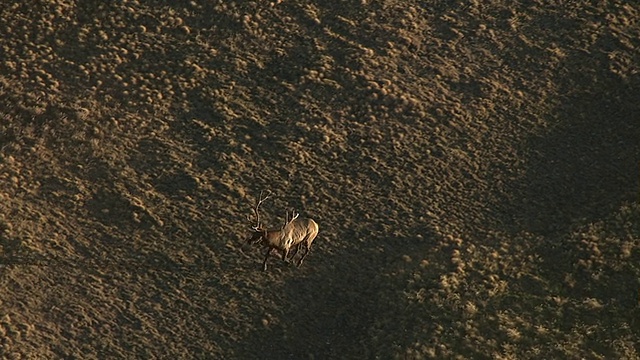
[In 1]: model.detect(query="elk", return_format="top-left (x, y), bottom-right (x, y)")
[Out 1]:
top-left (246, 190), bottom-right (319, 271)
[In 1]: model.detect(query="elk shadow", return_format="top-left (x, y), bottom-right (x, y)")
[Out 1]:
top-left (236, 228), bottom-right (439, 359)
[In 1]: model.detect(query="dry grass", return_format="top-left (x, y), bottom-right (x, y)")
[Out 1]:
top-left (1, 0), bottom-right (639, 358)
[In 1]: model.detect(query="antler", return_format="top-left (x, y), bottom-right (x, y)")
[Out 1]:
top-left (251, 190), bottom-right (272, 229)
top-left (283, 208), bottom-right (299, 228)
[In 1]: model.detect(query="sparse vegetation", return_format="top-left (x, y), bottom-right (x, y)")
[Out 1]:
top-left (1, 0), bottom-right (639, 358)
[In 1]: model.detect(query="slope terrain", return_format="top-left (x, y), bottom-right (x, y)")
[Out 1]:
top-left (1, 0), bottom-right (639, 358)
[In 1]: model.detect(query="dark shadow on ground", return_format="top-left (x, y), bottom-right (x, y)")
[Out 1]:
top-left (503, 42), bottom-right (640, 349)
top-left (513, 65), bottom-right (639, 236)
top-left (236, 228), bottom-right (440, 359)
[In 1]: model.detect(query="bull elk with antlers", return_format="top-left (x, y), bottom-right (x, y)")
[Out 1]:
top-left (246, 190), bottom-right (319, 271)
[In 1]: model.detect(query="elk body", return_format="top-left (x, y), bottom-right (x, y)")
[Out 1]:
top-left (246, 191), bottom-right (319, 271)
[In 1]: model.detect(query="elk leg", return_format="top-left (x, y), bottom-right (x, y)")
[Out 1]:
top-left (297, 244), bottom-right (311, 267)
top-left (263, 248), bottom-right (274, 271)
top-left (288, 243), bottom-right (301, 261)
top-left (282, 248), bottom-right (290, 263)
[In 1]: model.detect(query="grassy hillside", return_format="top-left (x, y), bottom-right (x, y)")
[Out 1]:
top-left (1, 0), bottom-right (639, 358)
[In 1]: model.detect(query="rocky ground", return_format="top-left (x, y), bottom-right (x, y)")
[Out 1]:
top-left (1, 0), bottom-right (639, 358)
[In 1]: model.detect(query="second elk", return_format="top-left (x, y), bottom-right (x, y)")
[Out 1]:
top-left (246, 191), bottom-right (319, 271)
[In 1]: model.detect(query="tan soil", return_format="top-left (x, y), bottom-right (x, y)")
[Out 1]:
top-left (1, 1), bottom-right (639, 358)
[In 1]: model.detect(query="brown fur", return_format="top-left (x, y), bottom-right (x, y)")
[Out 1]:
top-left (247, 218), bottom-right (319, 271)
